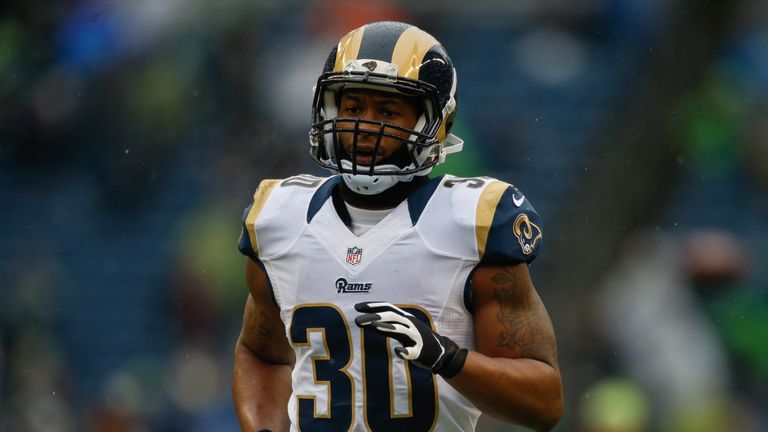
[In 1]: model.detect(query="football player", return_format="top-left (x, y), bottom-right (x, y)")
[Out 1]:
top-left (233, 21), bottom-right (563, 431)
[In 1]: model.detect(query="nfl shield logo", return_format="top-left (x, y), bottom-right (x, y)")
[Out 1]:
top-left (346, 247), bottom-right (363, 265)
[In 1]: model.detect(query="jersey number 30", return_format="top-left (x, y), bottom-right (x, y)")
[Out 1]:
top-left (290, 304), bottom-right (438, 431)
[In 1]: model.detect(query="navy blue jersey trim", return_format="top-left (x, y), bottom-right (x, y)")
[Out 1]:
top-left (357, 21), bottom-right (410, 63)
top-left (238, 203), bottom-right (257, 259)
top-left (407, 175), bottom-right (444, 224)
top-left (463, 265), bottom-right (479, 314)
top-left (331, 186), bottom-right (353, 227)
top-left (307, 176), bottom-right (342, 223)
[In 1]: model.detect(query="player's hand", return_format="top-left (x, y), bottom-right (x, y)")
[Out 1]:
top-left (354, 301), bottom-right (468, 378)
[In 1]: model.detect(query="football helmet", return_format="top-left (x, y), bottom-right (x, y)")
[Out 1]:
top-left (309, 21), bottom-right (463, 194)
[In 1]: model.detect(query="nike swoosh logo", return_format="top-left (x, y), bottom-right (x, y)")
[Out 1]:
top-left (513, 194), bottom-right (525, 207)
top-left (429, 334), bottom-right (446, 368)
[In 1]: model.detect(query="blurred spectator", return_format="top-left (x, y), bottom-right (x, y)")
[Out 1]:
top-left (579, 377), bottom-right (650, 432)
top-left (169, 203), bottom-right (245, 345)
top-left (594, 230), bottom-right (753, 431)
top-left (1, 251), bottom-right (76, 432)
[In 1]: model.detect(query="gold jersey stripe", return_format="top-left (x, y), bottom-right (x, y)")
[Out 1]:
top-left (245, 179), bottom-right (281, 256)
top-left (476, 181), bottom-right (509, 260)
top-left (390, 26), bottom-right (439, 80)
top-left (334, 26), bottom-right (365, 72)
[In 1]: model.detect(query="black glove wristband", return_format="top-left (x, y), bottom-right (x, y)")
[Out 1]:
top-left (430, 333), bottom-right (468, 378)
top-left (435, 347), bottom-right (468, 378)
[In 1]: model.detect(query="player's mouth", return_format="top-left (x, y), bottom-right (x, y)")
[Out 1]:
top-left (351, 148), bottom-right (379, 165)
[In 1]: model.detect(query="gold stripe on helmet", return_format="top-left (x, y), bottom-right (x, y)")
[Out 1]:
top-left (334, 26), bottom-right (366, 72)
top-left (390, 26), bottom-right (439, 80)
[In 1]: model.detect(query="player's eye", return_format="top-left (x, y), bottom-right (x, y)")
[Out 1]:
top-left (343, 105), bottom-right (363, 115)
top-left (380, 109), bottom-right (399, 119)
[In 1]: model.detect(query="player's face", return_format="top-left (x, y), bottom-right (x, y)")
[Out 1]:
top-left (337, 88), bottom-right (421, 166)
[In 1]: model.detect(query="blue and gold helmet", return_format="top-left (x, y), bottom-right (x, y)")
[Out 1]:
top-left (309, 21), bottom-right (463, 194)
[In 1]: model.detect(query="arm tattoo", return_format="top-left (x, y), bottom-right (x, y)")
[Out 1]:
top-left (245, 304), bottom-right (293, 365)
top-left (490, 267), bottom-right (557, 363)
top-left (245, 306), bottom-right (277, 341)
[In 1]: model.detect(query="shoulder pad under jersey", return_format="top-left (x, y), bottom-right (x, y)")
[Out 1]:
top-left (238, 174), bottom-right (334, 260)
top-left (413, 175), bottom-right (543, 263)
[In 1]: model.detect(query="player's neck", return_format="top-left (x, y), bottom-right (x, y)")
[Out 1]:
top-left (339, 177), bottom-right (427, 210)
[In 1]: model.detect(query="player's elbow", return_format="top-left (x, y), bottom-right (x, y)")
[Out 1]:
top-left (492, 372), bottom-right (563, 431)
top-left (531, 378), bottom-right (563, 431)
top-left (534, 393), bottom-right (563, 431)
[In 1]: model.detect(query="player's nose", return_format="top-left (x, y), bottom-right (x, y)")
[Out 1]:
top-left (356, 119), bottom-right (383, 139)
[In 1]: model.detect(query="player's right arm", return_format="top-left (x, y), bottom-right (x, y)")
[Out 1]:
top-left (232, 258), bottom-right (294, 432)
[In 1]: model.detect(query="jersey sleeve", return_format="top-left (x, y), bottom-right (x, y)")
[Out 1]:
top-left (237, 179), bottom-right (282, 260)
top-left (478, 183), bottom-right (543, 264)
top-left (238, 174), bottom-right (333, 261)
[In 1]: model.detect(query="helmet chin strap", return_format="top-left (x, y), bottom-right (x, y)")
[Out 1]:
top-left (339, 160), bottom-right (423, 195)
top-left (339, 171), bottom-right (429, 209)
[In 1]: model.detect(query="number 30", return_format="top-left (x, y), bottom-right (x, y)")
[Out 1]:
top-left (290, 304), bottom-right (438, 431)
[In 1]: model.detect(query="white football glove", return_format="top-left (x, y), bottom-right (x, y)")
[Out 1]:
top-left (354, 301), bottom-right (468, 378)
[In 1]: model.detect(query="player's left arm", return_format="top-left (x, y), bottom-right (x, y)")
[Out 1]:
top-left (448, 261), bottom-right (562, 431)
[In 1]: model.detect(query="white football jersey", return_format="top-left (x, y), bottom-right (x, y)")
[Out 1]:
top-left (238, 174), bottom-right (543, 432)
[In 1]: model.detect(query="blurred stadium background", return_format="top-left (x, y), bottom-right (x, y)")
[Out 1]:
top-left (1, 0), bottom-right (767, 430)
